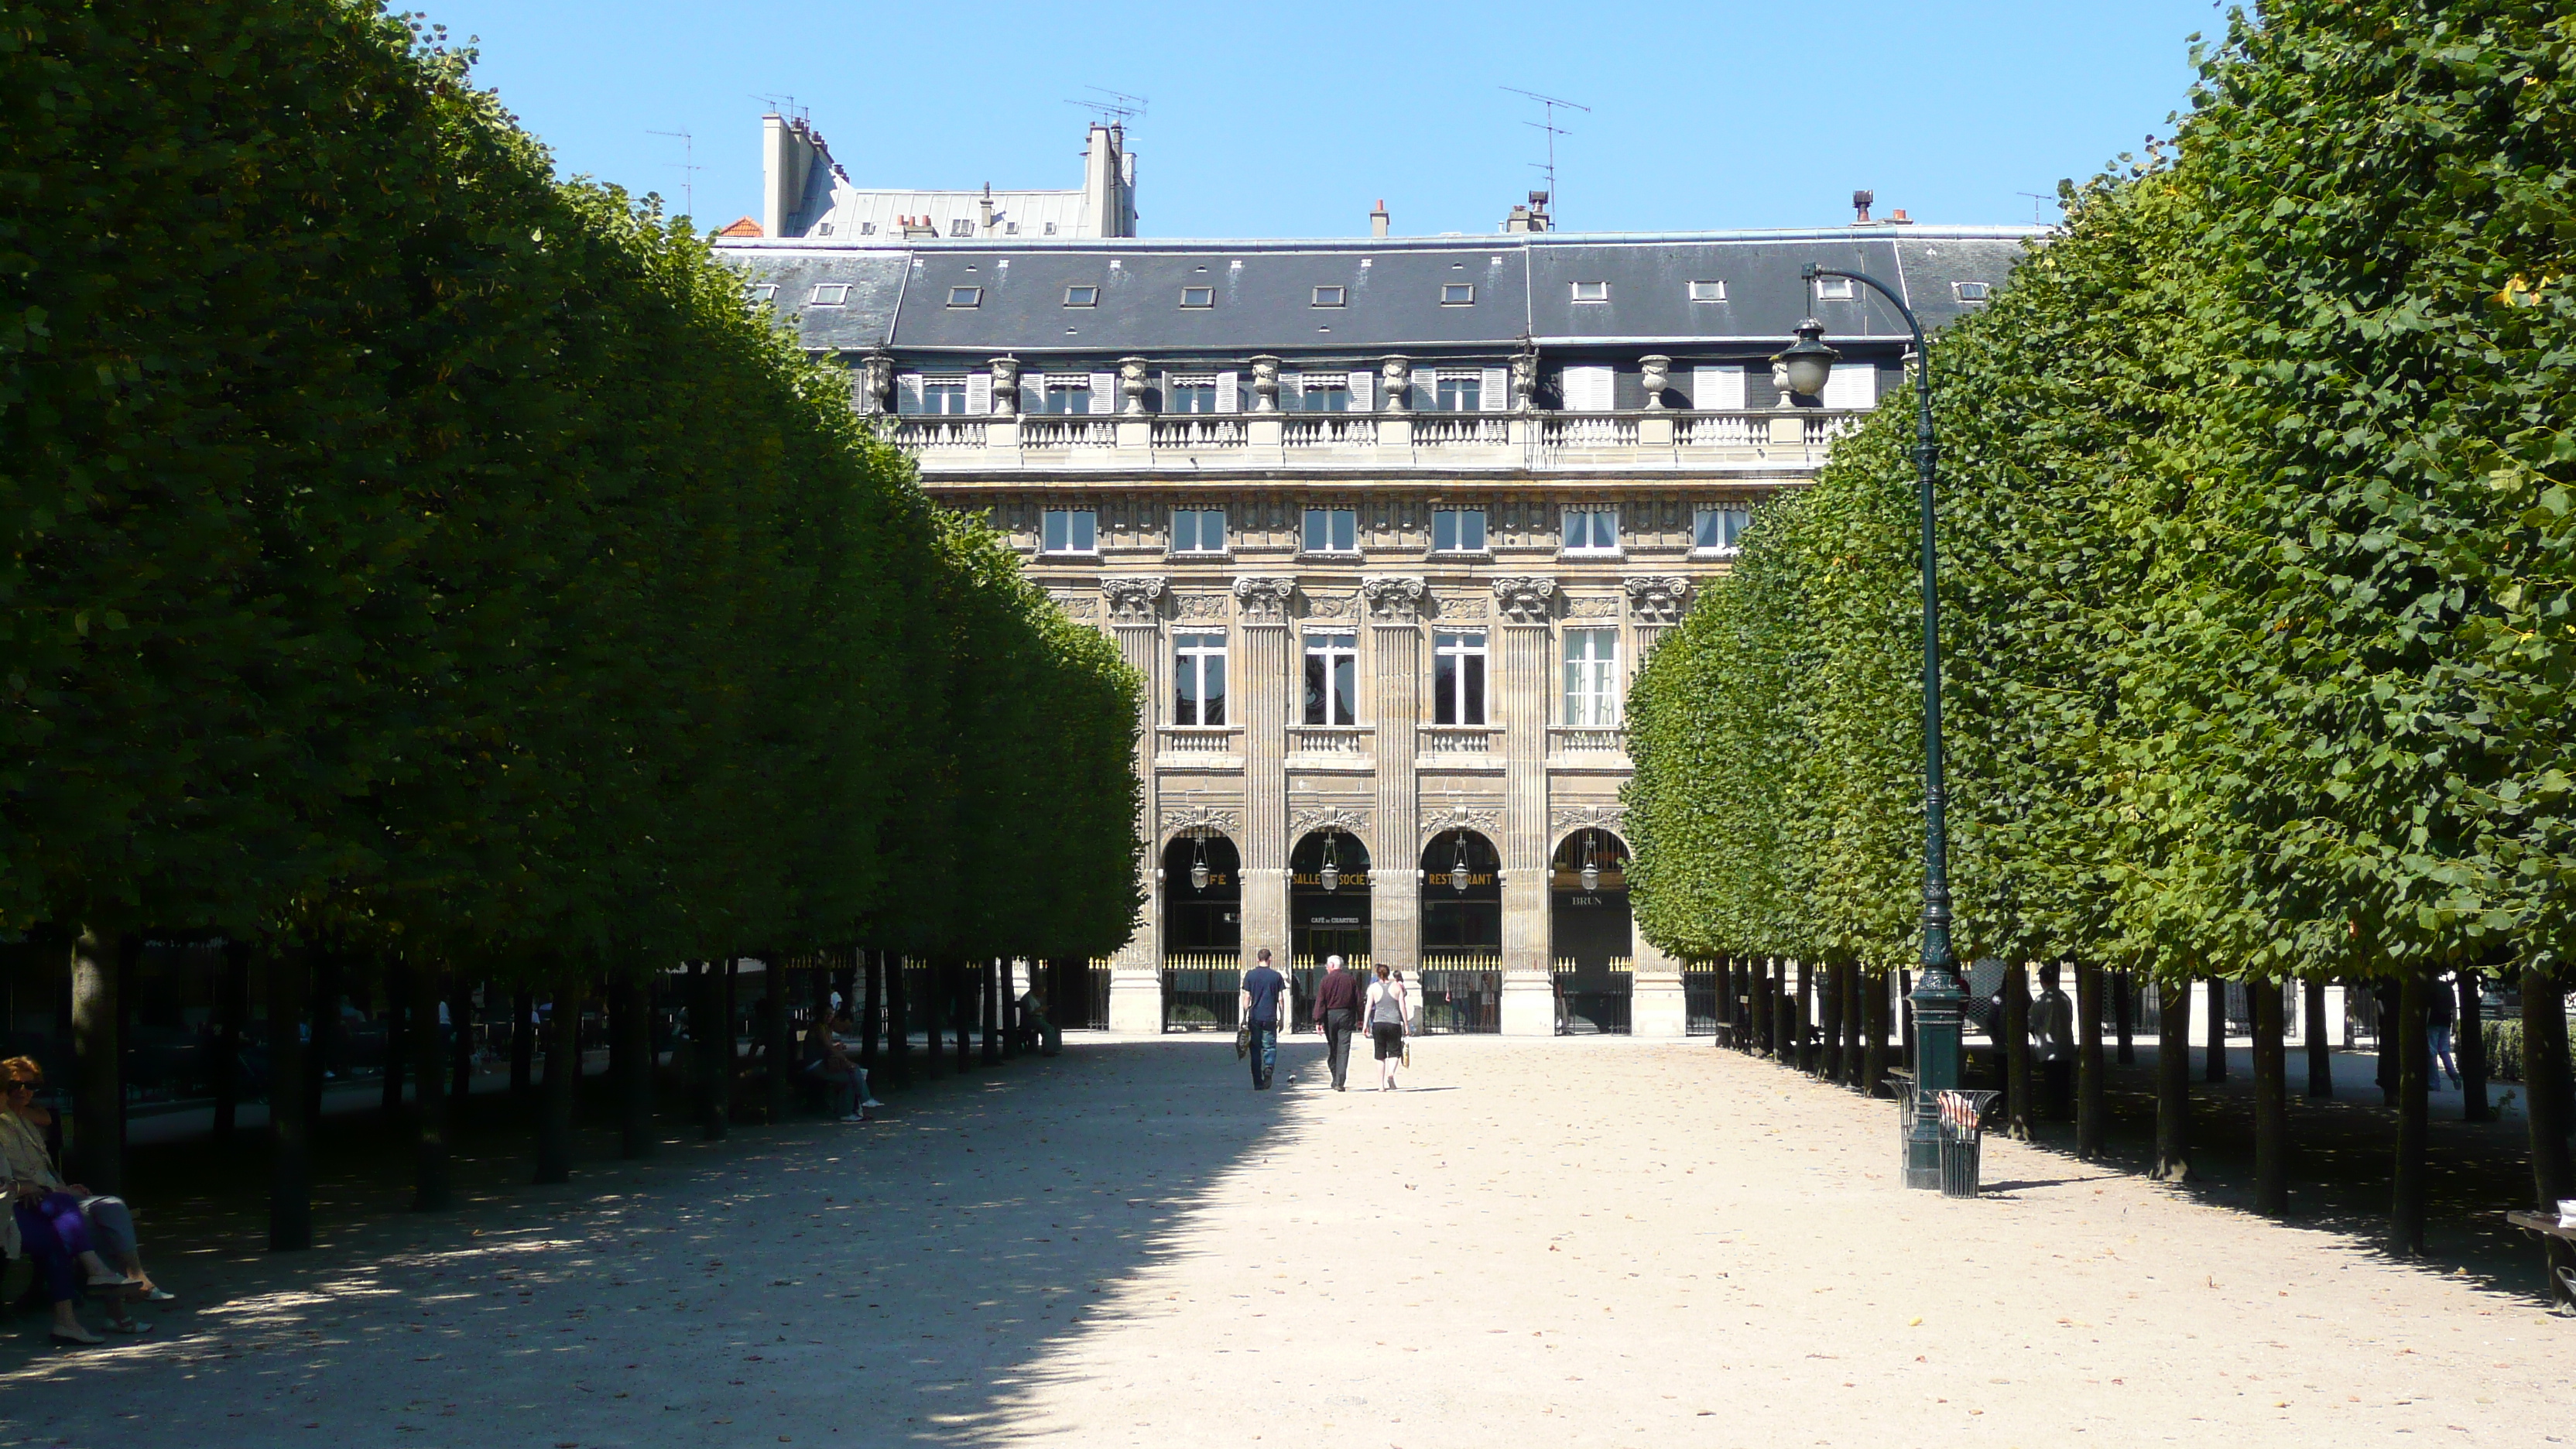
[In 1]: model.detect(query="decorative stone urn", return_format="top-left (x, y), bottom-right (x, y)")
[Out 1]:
top-left (1509, 348), bottom-right (1540, 410)
top-left (1639, 355), bottom-right (1672, 410)
top-left (1249, 355), bottom-right (1282, 413)
top-left (1379, 355), bottom-right (1412, 413)
top-left (858, 350), bottom-right (896, 414)
top-left (1118, 356), bottom-right (1151, 416)
top-left (988, 355), bottom-right (1022, 415)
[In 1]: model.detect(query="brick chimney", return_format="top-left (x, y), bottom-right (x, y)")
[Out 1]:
top-left (1370, 199), bottom-right (1390, 238)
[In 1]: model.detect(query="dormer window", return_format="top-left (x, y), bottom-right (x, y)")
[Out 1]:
top-left (1571, 281), bottom-right (1608, 303)
top-left (945, 286), bottom-right (982, 308)
top-left (748, 283), bottom-right (778, 303)
top-left (1064, 285), bottom-right (1099, 307)
top-left (1953, 281), bottom-right (1992, 302)
top-left (1180, 286), bottom-right (1215, 308)
top-left (947, 218), bottom-right (974, 237)
top-left (1441, 283), bottom-right (1475, 305)
top-left (1688, 279), bottom-right (1726, 302)
top-left (1312, 286), bottom-right (1346, 307)
top-left (1815, 277), bottom-right (1855, 300)
top-left (809, 284), bottom-right (850, 307)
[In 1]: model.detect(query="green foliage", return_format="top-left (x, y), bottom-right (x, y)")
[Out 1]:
top-left (0, 0), bottom-right (1141, 973)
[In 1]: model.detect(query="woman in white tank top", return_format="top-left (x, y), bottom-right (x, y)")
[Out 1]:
top-left (1364, 965), bottom-right (1410, 1090)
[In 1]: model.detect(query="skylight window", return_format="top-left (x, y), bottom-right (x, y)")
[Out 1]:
top-left (1814, 276), bottom-right (1855, 300)
top-left (1312, 286), bottom-right (1346, 307)
top-left (748, 283), bottom-right (778, 303)
top-left (1954, 281), bottom-right (1992, 302)
top-left (1064, 285), bottom-right (1098, 307)
top-left (1688, 279), bottom-right (1727, 302)
top-left (1441, 283), bottom-right (1475, 305)
top-left (1571, 281), bottom-right (1608, 303)
top-left (948, 218), bottom-right (974, 237)
top-left (1180, 286), bottom-right (1215, 309)
top-left (809, 284), bottom-right (850, 307)
top-left (946, 286), bottom-right (982, 307)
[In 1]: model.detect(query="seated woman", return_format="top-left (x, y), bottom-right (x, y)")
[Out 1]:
top-left (802, 1016), bottom-right (868, 1122)
top-left (1, 1057), bottom-right (162, 1342)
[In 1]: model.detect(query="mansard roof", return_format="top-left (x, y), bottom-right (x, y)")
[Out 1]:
top-left (718, 226), bottom-right (2038, 360)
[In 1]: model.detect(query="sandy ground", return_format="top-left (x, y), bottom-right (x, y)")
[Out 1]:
top-left (2, 1035), bottom-right (2569, 1448)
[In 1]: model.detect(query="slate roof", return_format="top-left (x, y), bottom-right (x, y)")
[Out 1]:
top-left (718, 226), bottom-right (2039, 361)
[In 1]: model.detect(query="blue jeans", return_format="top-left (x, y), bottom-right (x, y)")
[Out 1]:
top-left (1248, 1023), bottom-right (1279, 1088)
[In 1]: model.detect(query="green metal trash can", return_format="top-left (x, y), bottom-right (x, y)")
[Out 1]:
top-left (1935, 1089), bottom-right (1999, 1198)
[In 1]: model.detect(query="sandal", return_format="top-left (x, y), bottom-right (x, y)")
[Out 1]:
top-left (105, 1318), bottom-right (152, 1334)
top-left (144, 1287), bottom-right (176, 1303)
top-left (51, 1326), bottom-right (103, 1346)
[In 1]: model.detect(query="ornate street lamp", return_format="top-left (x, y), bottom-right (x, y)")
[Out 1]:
top-left (1319, 831), bottom-right (1341, 894)
top-left (1189, 832), bottom-right (1212, 892)
top-left (1791, 262), bottom-right (1964, 1191)
top-left (1578, 831), bottom-right (1601, 894)
top-left (1451, 831), bottom-right (1472, 895)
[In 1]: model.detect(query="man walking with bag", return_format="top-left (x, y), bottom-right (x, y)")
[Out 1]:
top-left (1312, 954), bottom-right (1363, 1091)
top-left (1238, 949), bottom-right (1286, 1091)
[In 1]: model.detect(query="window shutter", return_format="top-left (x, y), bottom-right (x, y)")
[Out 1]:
top-left (964, 372), bottom-right (993, 414)
top-left (897, 372), bottom-right (923, 413)
top-left (1823, 362), bottom-right (1877, 409)
top-left (1563, 365), bottom-right (1613, 412)
top-left (1693, 365), bottom-right (1747, 410)
top-left (1214, 370), bottom-right (1239, 413)
top-left (1283, 372), bottom-right (1305, 409)
top-left (1020, 375), bottom-right (1044, 413)
top-left (1347, 369), bottom-right (1372, 413)
top-left (1088, 370), bottom-right (1116, 415)
top-left (1481, 366), bottom-right (1509, 411)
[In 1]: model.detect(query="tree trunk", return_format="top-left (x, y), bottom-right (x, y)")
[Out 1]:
top-left (764, 967), bottom-right (793, 1122)
top-left (2076, 962), bottom-right (2105, 1160)
top-left (985, 959), bottom-right (1004, 1064)
top-left (307, 947), bottom-right (340, 1129)
top-left (1844, 964), bottom-right (1865, 1087)
top-left (448, 978), bottom-right (474, 1101)
top-left (70, 925), bottom-right (125, 1194)
top-left (511, 988), bottom-right (536, 1098)
top-left (410, 962), bottom-right (451, 1211)
top-left (382, 958), bottom-right (409, 1122)
top-left (722, 956), bottom-right (742, 1108)
top-left (2460, 971), bottom-right (2490, 1122)
top-left (2252, 979), bottom-right (2287, 1215)
top-left (2521, 964), bottom-right (2576, 1307)
top-left (1752, 957), bottom-right (1775, 1057)
top-left (2390, 968), bottom-right (2430, 1256)
top-left (2304, 978), bottom-right (2334, 1098)
top-left (696, 963), bottom-right (729, 1139)
top-left (1793, 960), bottom-right (1814, 1074)
top-left (886, 954), bottom-right (911, 1086)
top-left (861, 949), bottom-right (883, 1069)
top-left (2376, 982), bottom-right (2398, 1107)
top-left (1819, 959), bottom-right (1845, 1084)
top-left (954, 959), bottom-right (973, 1074)
top-left (213, 938), bottom-right (250, 1143)
top-left (2112, 969), bottom-right (2134, 1064)
top-left (615, 973), bottom-right (655, 1158)
top-left (2204, 975), bottom-right (2228, 1082)
top-left (2003, 961), bottom-right (2033, 1141)
top-left (2150, 977), bottom-right (2191, 1181)
top-left (537, 976), bottom-right (582, 1184)
top-left (1862, 970), bottom-right (1890, 1094)
top-left (267, 946), bottom-right (312, 1251)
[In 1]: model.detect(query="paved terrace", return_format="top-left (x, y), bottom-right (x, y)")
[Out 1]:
top-left (1, 1037), bottom-right (2565, 1447)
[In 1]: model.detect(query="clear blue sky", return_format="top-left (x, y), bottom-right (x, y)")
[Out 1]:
top-left (414, 0), bottom-right (2226, 238)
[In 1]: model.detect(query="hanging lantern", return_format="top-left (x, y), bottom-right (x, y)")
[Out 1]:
top-left (1190, 832), bottom-right (1211, 892)
top-left (1319, 831), bottom-right (1341, 894)
top-left (1580, 831), bottom-right (1601, 894)
top-left (1452, 831), bottom-right (1472, 895)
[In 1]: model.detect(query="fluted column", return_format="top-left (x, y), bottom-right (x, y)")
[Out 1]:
top-left (1495, 576), bottom-right (1557, 1036)
top-left (1364, 578), bottom-right (1427, 973)
top-left (1235, 577), bottom-right (1297, 970)
top-left (1104, 577), bottom-right (1166, 1032)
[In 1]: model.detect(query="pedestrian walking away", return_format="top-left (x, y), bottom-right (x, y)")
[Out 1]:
top-left (1365, 964), bottom-right (1410, 1091)
top-left (1240, 949), bottom-right (1286, 1090)
top-left (1313, 954), bottom-right (1363, 1090)
top-left (2428, 973), bottom-right (2461, 1090)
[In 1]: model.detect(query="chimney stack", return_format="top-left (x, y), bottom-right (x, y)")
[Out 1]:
top-left (1889, 209), bottom-right (1913, 224)
top-left (1852, 189), bottom-right (1875, 225)
top-left (1370, 199), bottom-right (1390, 238)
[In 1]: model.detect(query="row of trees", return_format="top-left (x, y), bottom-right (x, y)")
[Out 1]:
top-left (1628, 0), bottom-right (2576, 1266)
top-left (3, 0), bottom-right (1142, 1235)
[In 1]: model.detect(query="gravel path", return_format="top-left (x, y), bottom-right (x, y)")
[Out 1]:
top-left (2, 1036), bottom-right (2565, 1447)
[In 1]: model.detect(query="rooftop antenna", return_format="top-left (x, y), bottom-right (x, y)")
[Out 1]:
top-left (1502, 87), bottom-right (1589, 225)
top-left (649, 128), bottom-right (699, 220)
top-left (751, 93), bottom-right (807, 125)
top-left (2016, 191), bottom-right (2059, 226)
top-left (1064, 87), bottom-right (1148, 136)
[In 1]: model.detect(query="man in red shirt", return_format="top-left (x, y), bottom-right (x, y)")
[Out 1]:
top-left (1311, 954), bottom-right (1364, 1091)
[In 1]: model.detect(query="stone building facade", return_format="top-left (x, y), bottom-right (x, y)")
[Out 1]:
top-left (724, 120), bottom-right (2030, 1034)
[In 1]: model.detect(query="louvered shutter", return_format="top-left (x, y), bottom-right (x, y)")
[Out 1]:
top-left (1214, 370), bottom-right (1240, 413)
top-left (1481, 367), bottom-right (1509, 411)
top-left (1088, 370), bottom-right (1115, 415)
top-left (1693, 365), bottom-right (1747, 410)
top-left (1020, 375), bottom-right (1044, 413)
top-left (965, 372), bottom-right (993, 414)
top-left (897, 372), bottom-right (923, 414)
top-left (1823, 362), bottom-right (1877, 409)
top-left (1563, 365), bottom-right (1613, 412)
top-left (1283, 373), bottom-right (1305, 409)
top-left (1347, 369), bottom-right (1372, 413)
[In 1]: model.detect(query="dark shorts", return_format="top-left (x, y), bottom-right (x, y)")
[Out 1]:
top-left (1372, 1022), bottom-right (1404, 1059)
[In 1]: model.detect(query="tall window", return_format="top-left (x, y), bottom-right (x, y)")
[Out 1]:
top-left (1694, 505), bottom-right (1750, 554)
top-left (1041, 509), bottom-right (1097, 555)
top-left (1303, 508), bottom-right (1358, 553)
top-left (1041, 375), bottom-right (1091, 414)
top-left (921, 376), bottom-right (968, 415)
top-left (1167, 375), bottom-right (1218, 413)
top-left (1299, 376), bottom-right (1350, 413)
top-left (1434, 632), bottom-right (1487, 726)
top-left (1434, 371), bottom-right (1482, 411)
top-left (1174, 632), bottom-right (1228, 726)
top-left (1561, 507), bottom-right (1620, 553)
top-left (1432, 508), bottom-right (1486, 553)
top-left (1303, 632), bottom-right (1358, 726)
top-left (1564, 629), bottom-right (1620, 726)
top-left (1172, 508), bottom-right (1225, 553)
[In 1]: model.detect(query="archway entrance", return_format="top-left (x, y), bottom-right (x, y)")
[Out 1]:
top-left (1418, 828), bottom-right (1503, 1033)
top-left (1552, 827), bottom-right (1632, 1034)
top-left (1162, 831), bottom-right (1242, 956)
top-left (1290, 828), bottom-right (1371, 964)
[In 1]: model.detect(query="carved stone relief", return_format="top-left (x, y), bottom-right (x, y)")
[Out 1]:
top-left (1565, 595), bottom-right (1619, 619)
top-left (1364, 576), bottom-right (1428, 622)
top-left (1160, 804), bottom-right (1241, 841)
top-left (1303, 592), bottom-right (1358, 621)
top-left (1419, 806), bottom-right (1502, 844)
top-left (1492, 575), bottom-right (1558, 625)
top-left (1290, 805), bottom-right (1371, 838)
top-left (1233, 576), bottom-right (1296, 625)
top-left (1102, 575), bottom-right (1166, 624)
top-left (1173, 594), bottom-right (1229, 621)
top-left (1550, 803), bottom-right (1629, 842)
top-left (1048, 590), bottom-right (1099, 620)
top-left (1625, 575), bottom-right (1694, 625)
top-left (1431, 594), bottom-right (1488, 622)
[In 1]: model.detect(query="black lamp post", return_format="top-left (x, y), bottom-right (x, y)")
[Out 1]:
top-left (1779, 263), bottom-right (1963, 1190)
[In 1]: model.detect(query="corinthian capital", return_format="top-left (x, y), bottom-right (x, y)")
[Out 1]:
top-left (1102, 575), bottom-right (1167, 625)
top-left (1362, 576), bottom-right (1428, 623)
top-left (1232, 576), bottom-right (1297, 625)
top-left (1492, 575), bottom-right (1557, 625)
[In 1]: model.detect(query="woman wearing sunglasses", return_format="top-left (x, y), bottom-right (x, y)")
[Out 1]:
top-left (2, 1058), bottom-right (161, 1344)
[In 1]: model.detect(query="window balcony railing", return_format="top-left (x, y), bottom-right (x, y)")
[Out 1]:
top-left (1152, 416), bottom-right (1247, 449)
top-left (1411, 416), bottom-right (1510, 447)
top-left (1283, 416), bottom-right (1378, 448)
top-left (1156, 726), bottom-right (1241, 759)
top-left (1549, 726), bottom-right (1629, 755)
top-left (1286, 725), bottom-right (1370, 758)
top-left (1673, 413), bottom-right (1759, 447)
top-left (893, 417), bottom-right (985, 450)
top-left (1020, 417), bottom-right (1117, 449)
top-left (1419, 725), bottom-right (1499, 756)
top-left (1540, 416), bottom-right (1640, 448)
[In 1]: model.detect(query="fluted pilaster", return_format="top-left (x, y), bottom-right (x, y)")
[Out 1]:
top-left (1103, 577), bottom-right (1167, 1031)
top-left (1364, 577), bottom-right (1427, 972)
top-left (1235, 577), bottom-right (1296, 968)
top-left (1494, 576), bottom-right (1557, 1035)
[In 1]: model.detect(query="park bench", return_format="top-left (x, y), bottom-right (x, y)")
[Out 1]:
top-left (2501, 1211), bottom-right (2576, 1310)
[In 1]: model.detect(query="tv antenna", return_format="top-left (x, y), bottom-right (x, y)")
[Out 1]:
top-left (2016, 191), bottom-right (2060, 226)
top-left (751, 93), bottom-right (807, 124)
top-left (1064, 87), bottom-right (1148, 132)
top-left (649, 128), bottom-right (700, 219)
top-left (1502, 87), bottom-right (1589, 224)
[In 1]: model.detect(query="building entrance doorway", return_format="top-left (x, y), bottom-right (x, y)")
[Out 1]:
top-left (1162, 831), bottom-right (1242, 956)
top-left (1552, 827), bottom-right (1632, 1034)
top-left (1290, 828), bottom-right (1371, 964)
